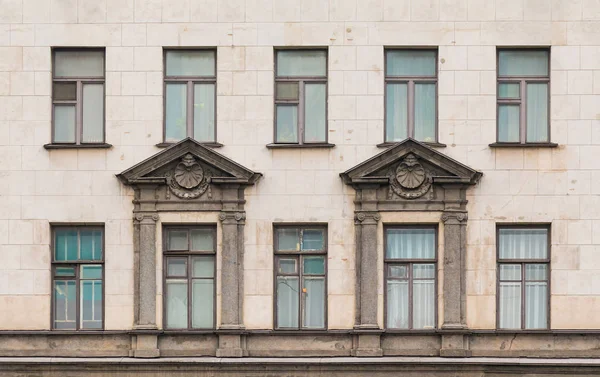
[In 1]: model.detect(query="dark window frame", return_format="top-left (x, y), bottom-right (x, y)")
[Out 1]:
top-left (51, 48), bottom-right (106, 146)
top-left (162, 48), bottom-right (218, 144)
top-left (50, 225), bottom-right (105, 331)
top-left (496, 48), bottom-right (551, 145)
top-left (273, 224), bottom-right (328, 330)
top-left (383, 224), bottom-right (438, 331)
top-left (496, 224), bottom-right (551, 331)
top-left (383, 48), bottom-right (439, 144)
top-left (162, 225), bottom-right (217, 330)
top-left (273, 48), bottom-right (329, 146)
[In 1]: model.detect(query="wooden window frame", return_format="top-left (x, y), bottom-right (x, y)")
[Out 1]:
top-left (273, 224), bottom-right (328, 330)
top-left (496, 224), bottom-right (551, 331)
top-left (273, 49), bottom-right (329, 146)
top-left (162, 225), bottom-right (217, 330)
top-left (51, 48), bottom-right (106, 146)
top-left (383, 225), bottom-right (438, 331)
top-left (51, 226), bottom-right (105, 331)
top-left (163, 49), bottom-right (218, 144)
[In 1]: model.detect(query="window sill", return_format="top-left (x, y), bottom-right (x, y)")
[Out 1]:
top-left (156, 142), bottom-right (223, 148)
top-left (377, 141), bottom-right (446, 149)
top-left (488, 142), bottom-right (558, 148)
top-left (43, 143), bottom-right (112, 150)
top-left (266, 143), bottom-right (335, 149)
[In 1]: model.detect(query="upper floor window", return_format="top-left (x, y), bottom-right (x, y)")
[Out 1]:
top-left (274, 50), bottom-right (327, 145)
top-left (274, 226), bottom-right (327, 329)
top-left (497, 226), bottom-right (549, 330)
top-left (163, 226), bottom-right (216, 329)
top-left (52, 49), bottom-right (105, 145)
top-left (164, 50), bottom-right (216, 143)
top-left (385, 227), bottom-right (437, 330)
top-left (385, 50), bottom-right (437, 144)
top-left (52, 226), bottom-right (104, 330)
top-left (497, 49), bottom-right (550, 144)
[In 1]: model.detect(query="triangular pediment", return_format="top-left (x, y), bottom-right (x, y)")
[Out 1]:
top-left (117, 138), bottom-right (262, 186)
top-left (340, 138), bottom-right (482, 187)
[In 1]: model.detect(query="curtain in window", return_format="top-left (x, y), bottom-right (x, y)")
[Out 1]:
top-left (414, 83), bottom-right (436, 142)
top-left (386, 229), bottom-right (435, 259)
top-left (525, 281), bottom-right (547, 329)
top-left (386, 50), bottom-right (436, 77)
top-left (276, 51), bottom-right (326, 77)
top-left (82, 84), bottom-right (104, 143)
top-left (499, 229), bottom-right (547, 259)
top-left (303, 277), bottom-right (325, 328)
top-left (53, 106), bottom-right (76, 143)
top-left (276, 105), bottom-right (298, 143)
top-left (526, 83), bottom-right (548, 142)
top-left (165, 83), bottom-right (187, 142)
top-left (192, 280), bottom-right (214, 328)
top-left (412, 280), bottom-right (435, 329)
top-left (54, 280), bottom-right (76, 329)
top-left (304, 83), bottom-right (326, 142)
top-left (277, 277), bottom-right (299, 327)
top-left (193, 84), bottom-right (215, 142)
top-left (499, 281), bottom-right (521, 329)
top-left (387, 280), bottom-right (409, 329)
top-left (166, 50), bottom-right (215, 76)
top-left (386, 83), bottom-right (408, 142)
top-left (166, 280), bottom-right (188, 328)
top-left (498, 105), bottom-right (520, 142)
top-left (498, 51), bottom-right (548, 77)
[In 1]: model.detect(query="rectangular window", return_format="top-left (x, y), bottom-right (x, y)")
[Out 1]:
top-left (52, 49), bottom-right (105, 145)
top-left (497, 49), bottom-right (550, 144)
top-left (497, 226), bottom-right (549, 330)
top-left (385, 227), bottom-right (437, 330)
top-left (385, 49), bottom-right (438, 144)
top-left (52, 226), bottom-right (104, 330)
top-left (275, 50), bottom-right (328, 144)
top-left (274, 226), bottom-right (327, 329)
top-left (163, 226), bottom-right (216, 329)
top-left (164, 50), bottom-right (217, 143)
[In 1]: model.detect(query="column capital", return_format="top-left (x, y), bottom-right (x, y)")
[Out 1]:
top-left (134, 212), bottom-right (159, 224)
top-left (441, 211), bottom-right (468, 225)
top-left (219, 211), bottom-right (246, 224)
top-left (354, 211), bottom-right (381, 225)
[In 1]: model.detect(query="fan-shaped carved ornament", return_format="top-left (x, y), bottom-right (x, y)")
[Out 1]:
top-left (388, 153), bottom-right (432, 200)
top-left (166, 154), bottom-right (211, 199)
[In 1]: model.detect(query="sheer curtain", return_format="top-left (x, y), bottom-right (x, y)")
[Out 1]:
top-left (82, 84), bottom-right (104, 143)
top-left (193, 84), bottom-right (215, 142)
top-left (303, 277), bottom-right (325, 328)
top-left (387, 280), bottom-right (409, 328)
top-left (386, 83), bottom-right (408, 142)
top-left (304, 84), bottom-right (326, 142)
top-left (386, 229), bottom-right (436, 259)
top-left (414, 84), bottom-right (436, 142)
top-left (277, 277), bottom-right (299, 327)
top-left (526, 83), bottom-right (548, 142)
top-left (499, 229), bottom-right (548, 259)
top-left (166, 281), bottom-right (188, 328)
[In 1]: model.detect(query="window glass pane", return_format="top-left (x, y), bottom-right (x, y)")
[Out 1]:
top-left (525, 281), bottom-right (547, 329)
top-left (53, 105), bottom-right (76, 143)
top-left (192, 279), bottom-right (214, 328)
top-left (389, 265), bottom-right (408, 278)
top-left (499, 281), bottom-right (522, 329)
top-left (190, 229), bottom-right (214, 251)
top-left (498, 105), bottom-right (520, 142)
top-left (304, 83), bottom-right (327, 143)
top-left (166, 280), bottom-right (188, 328)
top-left (526, 83), bottom-right (548, 143)
top-left (81, 280), bottom-right (102, 329)
top-left (525, 264), bottom-right (547, 280)
top-left (81, 265), bottom-right (102, 279)
top-left (192, 256), bottom-right (214, 278)
top-left (414, 83), bottom-right (436, 142)
top-left (276, 105), bottom-right (298, 143)
top-left (54, 50), bottom-right (104, 78)
top-left (277, 276), bottom-right (299, 328)
top-left (278, 258), bottom-right (297, 274)
top-left (167, 258), bottom-right (187, 277)
top-left (166, 50), bottom-right (215, 77)
top-left (165, 83), bottom-right (187, 142)
top-left (386, 280), bottom-right (409, 329)
top-left (303, 277), bottom-right (325, 328)
top-left (193, 83), bottom-right (215, 142)
top-left (276, 82), bottom-right (299, 100)
top-left (498, 50), bottom-right (548, 77)
top-left (277, 228), bottom-right (300, 251)
top-left (302, 229), bottom-right (325, 251)
top-left (499, 264), bottom-right (521, 281)
top-left (55, 230), bottom-right (78, 261)
top-left (80, 230), bottom-right (102, 260)
top-left (413, 280), bottom-right (435, 329)
top-left (168, 230), bottom-right (188, 250)
top-left (413, 264), bottom-right (435, 279)
top-left (385, 83), bottom-right (408, 142)
top-left (499, 228), bottom-right (548, 259)
top-left (498, 83), bottom-right (520, 99)
top-left (386, 228), bottom-right (436, 259)
top-left (54, 280), bottom-right (76, 329)
top-left (53, 82), bottom-right (77, 101)
top-left (303, 256), bottom-right (325, 275)
top-left (55, 266), bottom-right (76, 277)
top-left (276, 50), bottom-right (326, 77)
top-left (82, 84), bottom-right (104, 143)
top-left (386, 50), bottom-right (436, 77)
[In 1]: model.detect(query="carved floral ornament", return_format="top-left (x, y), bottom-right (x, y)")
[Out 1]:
top-left (166, 153), bottom-right (212, 199)
top-left (388, 153), bottom-right (432, 200)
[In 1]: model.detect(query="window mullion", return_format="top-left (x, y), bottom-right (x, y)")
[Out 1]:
top-left (408, 81), bottom-right (415, 138)
top-left (408, 262), bottom-right (413, 330)
top-left (299, 81), bottom-right (305, 144)
top-left (76, 80), bottom-right (83, 145)
top-left (187, 81), bottom-right (194, 138)
top-left (188, 255), bottom-right (192, 329)
top-left (520, 80), bottom-right (527, 143)
top-left (521, 262), bottom-right (526, 330)
top-left (299, 255), bottom-right (304, 329)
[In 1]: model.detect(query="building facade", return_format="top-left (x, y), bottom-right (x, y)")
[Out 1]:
top-left (1, 0), bottom-right (600, 375)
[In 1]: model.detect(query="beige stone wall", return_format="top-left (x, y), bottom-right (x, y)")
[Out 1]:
top-left (0, 0), bottom-right (599, 331)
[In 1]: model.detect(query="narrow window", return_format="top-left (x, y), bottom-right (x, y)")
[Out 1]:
top-left (385, 49), bottom-right (438, 144)
top-left (274, 226), bottom-right (327, 329)
top-left (497, 49), bottom-right (550, 144)
top-left (163, 226), bottom-right (216, 329)
top-left (52, 49), bottom-right (105, 145)
top-left (274, 50), bottom-right (328, 144)
top-left (164, 50), bottom-right (217, 143)
top-left (385, 227), bottom-right (437, 329)
top-left (52, 226), bottom-right (104, 330)
top-left (497, 226), bottom-right (550, 330)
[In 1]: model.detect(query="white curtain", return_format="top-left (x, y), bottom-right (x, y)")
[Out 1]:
top-left (386, 229), bottom-right (436, 259)
top-left (386, 83), bottom-right (408, 142)
top-left (499, 281), bottom-right (521, 329)
top-left (525, 281), bottom-right (547, 329)
top-left (414, 83), bottom-right (436, 142)
top-left (166, 280), bottom-right (188, 328)
top-left (413, 280), bottom-right (435, 329)
top-left (277, 277), bottom-right (299, 328)
top-left (165, 83), bottom-right (187, 142)
top-left (526, 83), bottom-right (548, 142)
top-left (303, 277), bottom-right (325, 328)
top-left (192, 280), bottom-right (214, 328)
top-left (304, 83), bottom-right (326, 143)
top-left (82, 84), bottom-right (104, 143)
top-left (276, 105), bottom-right (298, 143)
top-left (498, 105), bottom-right (520, 142)
top-left (53, 105), bottom-right (76, 143)
top-left (387, 280), bottom-right (409, 329)
top-left (499, 229), bottom-right (548, 259)
top-left (193, 84), bottom-right (215, 142)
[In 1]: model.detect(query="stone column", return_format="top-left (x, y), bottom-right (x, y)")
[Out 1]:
top-left (216, 210), bottom-right (246, 357)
